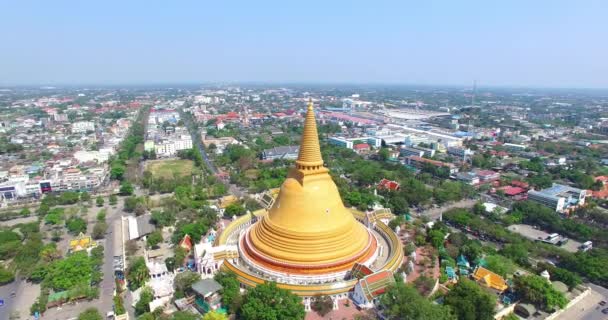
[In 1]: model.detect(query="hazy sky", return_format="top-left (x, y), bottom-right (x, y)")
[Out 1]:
top-left (1, 1), bottom-right (607, 87)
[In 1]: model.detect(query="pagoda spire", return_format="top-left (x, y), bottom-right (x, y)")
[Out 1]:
top-left (296, 99), bottom-right (324, 169)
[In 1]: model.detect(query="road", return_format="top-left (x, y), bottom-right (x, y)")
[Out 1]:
top-left (420, 198), bottom-right (477, 221)
top-left (555, 283), bottom-right (608, 320)
top-left (180, 108), bottom-right (246, 198)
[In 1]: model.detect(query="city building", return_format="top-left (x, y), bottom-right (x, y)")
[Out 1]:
top-left (71, 121), bottom-right (95, 133)
top-left (527, 183), bottom-right (587, 213)
top-left (405, 156), bottom-right (458, 174)
top-left (400, 146), bottom-right (435, 158)
top-left (260, 146), bottom-right (299, 161)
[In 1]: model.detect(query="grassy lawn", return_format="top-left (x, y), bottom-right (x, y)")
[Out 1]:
top-left (146, 159), bottom-right (194, 179)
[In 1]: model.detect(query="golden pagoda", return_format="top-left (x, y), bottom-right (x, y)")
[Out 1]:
top-left (242, 100), bottom-right (377, 275)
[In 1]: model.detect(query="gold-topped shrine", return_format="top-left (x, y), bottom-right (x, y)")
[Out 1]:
top-left (242, 101), bottom-right (377, 275)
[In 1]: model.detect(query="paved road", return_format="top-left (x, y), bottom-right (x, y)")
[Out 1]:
top-left (0, 277), bottom-right (23, 320)
top-left (555, 283), bottom-right (608, 320)
top-left (420, 198), bottom-right (477, 221)
top-left (180, 108), bottom-right (246, 198)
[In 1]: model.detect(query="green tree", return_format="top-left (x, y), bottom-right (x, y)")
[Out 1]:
top-left (514, 275), bottom-right (568, 311)
top-left (238, 282), bottom-right (305, 320)
top-left (0, 265), bottom-right (15, 284)
top-left (224, 203), bottom-right (246, 217)
top-left (46, 251), bottom-right (94, 290)
top-left (120, 181), bottom-right (134, 195)
top-left (428, 229), bottom-right (446, 248)
top-left (66, 217), bottom-right (87, 234)
top-left (109, 194), bottom-right (118, 205)
top-left (146, 231), bottom-right (163, 249)
top-left (78, 308), bottom-right (102, 320)
top-left (215, 272), bottom-right (242, 313)
top-left (80, 191), bottom-right (91, 203)
top-left (381, 282), bottom-right (455, 320)
top-left (92, 222), bottom-right (108, 239)
top-left (174, 271), bottom-right (201, 298)
top-left (485, 255), bottom-right (516, 278)
top-left (96, 196), bottom-right (104, 207)
top-left (135, 287), bottom-right (153, 315)
top-left (127, 257), bottom-right (150, 290)
top-left (111, 165), bottom-right (126, 180)
top-left (444, 278), bottom-right (495, 320)
top-left (378, 147), bottom-right (390, 161)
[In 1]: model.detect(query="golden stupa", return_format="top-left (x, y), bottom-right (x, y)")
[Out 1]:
top-left (242, 100), bottom-right (377, 275)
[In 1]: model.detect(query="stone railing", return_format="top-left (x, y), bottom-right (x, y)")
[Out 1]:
top-left (215, 209), bottom-right (266, 246)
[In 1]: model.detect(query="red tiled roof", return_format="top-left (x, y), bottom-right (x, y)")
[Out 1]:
top-left (180, 234), bottom-right (193, 252)
top-left (500, 186), bottom-right (526, 196)
top-left (511, 180), bottom-right (529, 188)
top-left (354, 143), bottom-right (370, 150)
top-left (377, 178), bottom-right (400, 191)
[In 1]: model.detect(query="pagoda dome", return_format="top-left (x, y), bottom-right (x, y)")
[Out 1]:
top-left (242, 100), bottom-right (376, 275)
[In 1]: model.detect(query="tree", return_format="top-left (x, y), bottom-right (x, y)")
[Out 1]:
top-left (134, 203), bottom-right (147, 216)
top-left (96, 196), bottom-right (104, 207)
top-left (146, 231), bottom-right (163, 249)
top-left (514, 275), bottom-right (568, 311)
top-left (238, 282), bottom-right (305, 320)
top-left (123, 196), bottom-right (139, 212)
top-left (311, 295), bottom-right (333, 317)
top-left (378, 147), bottom-right (390, 161)
top-left (428, 229), bottom-right (446, 248)
top-left (485, 255), bottom-right (516, 278)
top-left (120, 181), bottom-right (134, 196)
top-left (224, 203), bottom-right (246, 217)
top-left (46, 251), bottom-right (94, 291)
top-left (127, 257), bottom-right (150, 290)
top-left (135, 286), bottom-right (153, 315)
top-left (444, 278), bottom-right (495, 320)
top-left (381, 282), bottom-right (455, 320)
top-left (174, 271), bottom-right (201, 297)
top-left (92, 222), bottom-right (108, 239)
top-left (109, 194), bottom-right (118, 205)
top-left (66, 217), bottom-right (87, 234)
top-left (96, 209), bottom-right (106, 222)
top-left (111, 165), bottom-right (125, 180)
top-left (0, 265), bottom-right (15, 285)
top-left (215, 272), bottom-right (241, 313)
top-left (39, 243), bottom-right (61, 262)
top-left (80, 192), bottom-right (91, 203)
top-left (202, 311), bottom-right (228, 320)
top-left (78, 308), bottom-right (102, 320)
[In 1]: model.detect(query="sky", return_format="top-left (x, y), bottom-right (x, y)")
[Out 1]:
top-left (0, 0), bottom-right (607, 88)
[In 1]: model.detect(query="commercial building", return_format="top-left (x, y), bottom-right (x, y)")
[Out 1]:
top-left (260, 146), bottom-right (299, 160)
top-left (405, 156), bottom-right (459, 174)
top-left (527, 183), bottom-right (586, 213)
top-left (400, 146), bottom-right (435, 158)
top-left (71, 121), bottom-right (95, 133)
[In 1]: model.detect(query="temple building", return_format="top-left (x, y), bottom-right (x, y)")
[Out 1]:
top-left (194, 101), bottom-right (403, 310)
